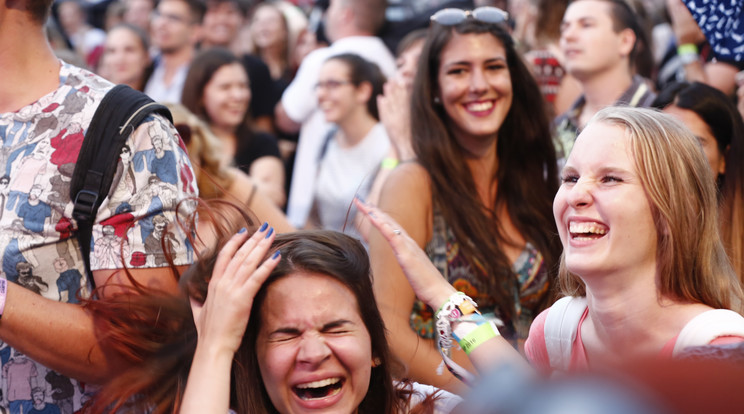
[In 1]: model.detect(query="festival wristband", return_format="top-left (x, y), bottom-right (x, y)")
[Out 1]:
top-left (677, 43), bottom-right (699, 65)
top-left (458, 320), bottom-right (500, 355)
top-left (677, 43), bottom-right (698, 56)
top-left (381, 157), bottom-right (399, 170)
top-left (0, 278), bottom-right (7, 320)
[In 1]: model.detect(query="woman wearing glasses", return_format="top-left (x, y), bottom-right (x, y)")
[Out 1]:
top-left (305, 53), bottom-right (389, 237)
top-left (366, 7), bottom-right (561, 392)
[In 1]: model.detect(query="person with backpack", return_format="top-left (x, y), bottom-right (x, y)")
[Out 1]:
top-left (357, 106), bottom-right (744, 379)
top-left (0, 0), bottom-right (197, 410)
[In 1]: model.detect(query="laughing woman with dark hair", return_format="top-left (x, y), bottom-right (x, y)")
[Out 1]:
top-left (84, 220), bottom-right (461, 413)
top-left (366, 8), bottom-right (561, 392)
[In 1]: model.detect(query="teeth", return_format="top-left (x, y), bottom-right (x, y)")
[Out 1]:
top-left (296, 377), bottom-right (340, 389)
top-left (569, 222), bottom-right (607, 235)
top-left (466, 101), bottom-right (493, 112)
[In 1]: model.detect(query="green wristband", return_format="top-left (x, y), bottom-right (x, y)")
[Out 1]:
top-left (677, 43), bottom-right (698, 55)
top-left (380, 157), bottom-right (399, 170)
top-left (458, 321), bottom-right (499, 355)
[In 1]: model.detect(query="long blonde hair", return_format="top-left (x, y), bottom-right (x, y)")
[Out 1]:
top-left (559, 106), bottom-right (744, 313)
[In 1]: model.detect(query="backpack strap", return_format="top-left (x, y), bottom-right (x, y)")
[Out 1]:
top-left (70, 85), bottom-right (172, 285)
top-left (544, 296), bottom-right (588, 372)
top-left (672, 309), bottom-right (744, 356)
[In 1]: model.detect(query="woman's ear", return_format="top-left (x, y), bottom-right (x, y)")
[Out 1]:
top-left (356, 81), bottom-right (373, 104)
top-left (718, 144), bottom-right (729, 175)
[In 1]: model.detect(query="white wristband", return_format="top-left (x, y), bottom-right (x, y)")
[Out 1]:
top-left (0, 278), bottom-right (7, 320)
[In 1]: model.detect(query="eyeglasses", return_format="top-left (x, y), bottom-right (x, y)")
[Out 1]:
top-left (314, 79), bottom-right (352, 91)
top-left (151, 9), bottom-right (193, 25)
top-left (430, 7), bottom-right (509, 26)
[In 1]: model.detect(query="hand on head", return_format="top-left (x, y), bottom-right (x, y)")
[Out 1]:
top-left (189, 223), bottom-right (280, 356)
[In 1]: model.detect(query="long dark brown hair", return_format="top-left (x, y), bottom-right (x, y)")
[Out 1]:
top-left (85, 205), bottom-right (436, 413)
top-left (411, 19), bottom-right (561, 322)
top-left (652, 82), bottom-right (744, 282)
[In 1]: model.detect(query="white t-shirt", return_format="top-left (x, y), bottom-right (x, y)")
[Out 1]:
top-left (283, 36), bottom-right (396, 227)
top-left (144, 58), bottom-right (189, 104)
top-left (310, 123), bottom-right (389, 238)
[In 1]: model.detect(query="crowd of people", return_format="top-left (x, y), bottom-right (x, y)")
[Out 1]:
top-left (1, 0), bottom-right (744, 412)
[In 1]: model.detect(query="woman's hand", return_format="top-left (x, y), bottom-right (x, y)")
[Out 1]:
top-left (190, 223), bottom-right (280, 356)
top-left (355, 197), bottom-right (456, 311)
top-left (182, 223), bottom-right (280, 414)
top-left (378, 79), bottom-right (415, 162)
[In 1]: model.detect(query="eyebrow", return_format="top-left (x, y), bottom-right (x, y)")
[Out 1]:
top-left (562, 165), bottom-right (633, 176)
top-left (443, 56), bottom-right (506, 67)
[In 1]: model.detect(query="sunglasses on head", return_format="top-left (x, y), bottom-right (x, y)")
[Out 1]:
top-left (430, 6), bottom-right (509, 26)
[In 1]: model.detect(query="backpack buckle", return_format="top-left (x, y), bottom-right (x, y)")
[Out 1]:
top-left (72, 190), bottom-right (99, 221)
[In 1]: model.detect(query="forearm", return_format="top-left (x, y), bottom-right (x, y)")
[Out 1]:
top-left (0, 282), bottom-right (127, 384)
top-left (251, 158), bottom-right (286, 208)
top-left (389, 323), bottom-right (471, 395)
top-left (180, 343), bottom-right (233, 414)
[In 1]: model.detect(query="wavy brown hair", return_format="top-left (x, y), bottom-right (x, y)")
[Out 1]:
top-left (411, 19), bottom-right (561, 323)
top-left (85, 204), bottom-right (437, 413)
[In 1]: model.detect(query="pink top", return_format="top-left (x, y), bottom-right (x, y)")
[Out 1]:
top-left (525, 307), bottom-right (744, 376)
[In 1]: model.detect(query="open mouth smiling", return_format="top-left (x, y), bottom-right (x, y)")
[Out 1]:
top-left (464, 100), bottom-right (495, 116)
top-left (293, 377), bottom-right (344, 400)
top-left (569, 221), bottom-right (608, 241)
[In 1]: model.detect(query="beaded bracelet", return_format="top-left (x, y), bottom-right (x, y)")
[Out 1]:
top-left (434, 292), bottom-right (501, 385)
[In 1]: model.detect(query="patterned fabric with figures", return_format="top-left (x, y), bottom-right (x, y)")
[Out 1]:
top-left (0, 61), bottom-right (197, 413)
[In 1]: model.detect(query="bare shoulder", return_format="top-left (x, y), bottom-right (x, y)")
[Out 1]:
top-left (378, 161), bottom-right (433, 245)
top-left (381, 162), bottom-right (431, 201)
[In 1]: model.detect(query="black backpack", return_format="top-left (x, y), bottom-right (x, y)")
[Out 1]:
top-left (69, 85), bottom-right (173, 283)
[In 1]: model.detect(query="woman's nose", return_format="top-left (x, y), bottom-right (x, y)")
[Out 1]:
top-left (566, 179), bottom-right (593, 208)
top-left (296, 334), bottom-right (331, 366)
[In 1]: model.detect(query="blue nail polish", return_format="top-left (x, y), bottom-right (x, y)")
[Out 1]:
top-left (238, 227), bottom-right (247, 234)
top-left (355, 193), bottom-right (367, 204)
top-left (265, 227), bottom-right (274, 239)
top-left (259, 222), bottom-right (268, 232)
top-left (272, 250), bottom-right (281, 259)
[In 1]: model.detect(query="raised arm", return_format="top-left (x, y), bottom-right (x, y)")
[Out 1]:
top-left (357, 197), bottom-right (529, 378)
top-left (181, 224), bottom-right (279, 414)
top-left (362, 164), bottom-right (473, 393)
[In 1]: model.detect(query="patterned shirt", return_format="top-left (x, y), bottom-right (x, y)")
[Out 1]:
top-left (410, 206), bottom-right (551, 348)
top-left (0, 62), bottom-right (197, 413)
top-left (553, 75), bottom-right (657, 161)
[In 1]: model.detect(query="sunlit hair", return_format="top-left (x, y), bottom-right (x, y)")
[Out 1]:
top-left (652, 82), bottom-right (744, 280)
top-left (558, 106), bottom-right (744, 312)
top-left (86, 206), bottom-right (436, 413)
top-left (166, 103), bottom-right (232, 199)
top-left (325, 53), bottom-right (386, 120)
top-left (411, 18), bottom-right (561, 322)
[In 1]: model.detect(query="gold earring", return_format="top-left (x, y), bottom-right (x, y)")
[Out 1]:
top-left (371, 357), bottom-right (382, 367)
